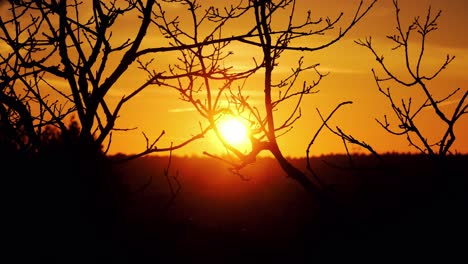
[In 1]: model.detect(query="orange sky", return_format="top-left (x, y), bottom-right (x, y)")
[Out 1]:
top-left (4, 1), bottom-right (463, 157)
top-left (101, 0), bottom-right (467, 157)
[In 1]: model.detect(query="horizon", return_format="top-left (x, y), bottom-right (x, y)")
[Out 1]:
top-left (108, 149), bottom-right (468, 159)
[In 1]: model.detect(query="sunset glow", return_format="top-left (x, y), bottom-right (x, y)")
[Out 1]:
top-left (217, 116), bottom-right (250, 148)
top-left (3, 1), bottom-right (468, 260)
top-left (2, 0), bottom-right (467, 158)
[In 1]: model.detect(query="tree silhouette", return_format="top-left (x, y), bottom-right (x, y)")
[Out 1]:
top-left (139, 0), bottom-right (377, 199)
top-left (0, 0), bottom-right (210, 159)
top-left (356, 0), bottom-right (467, 158)
top-left (1, 0), bottom-right (381, 199)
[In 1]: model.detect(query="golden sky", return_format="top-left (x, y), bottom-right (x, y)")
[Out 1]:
top-left (4, 1), bottom-right (465, 157)
top-left (101, 0), bottom-right (467, 157)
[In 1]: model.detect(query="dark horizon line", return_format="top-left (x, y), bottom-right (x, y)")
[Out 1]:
top-left (108, 150), bottom-right (468, 159)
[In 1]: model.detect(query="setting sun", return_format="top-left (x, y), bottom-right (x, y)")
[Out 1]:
top-left (217, 116), bottom-right (250, 147)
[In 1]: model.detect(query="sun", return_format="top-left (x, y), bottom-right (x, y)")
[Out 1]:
top-left (217, 116), bottom-right (250, 147)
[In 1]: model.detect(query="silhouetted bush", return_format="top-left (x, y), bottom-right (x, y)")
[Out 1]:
top-left (3, 120), bottom-right (131, 262)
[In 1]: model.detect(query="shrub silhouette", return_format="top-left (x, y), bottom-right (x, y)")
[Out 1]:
top-left (4, 118), bottom-right (129, 262)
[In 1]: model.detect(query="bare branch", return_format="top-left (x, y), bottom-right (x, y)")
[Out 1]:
top-left (357, 1), bottom-right (467, 157)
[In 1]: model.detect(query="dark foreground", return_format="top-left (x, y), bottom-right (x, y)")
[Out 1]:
top-left (5, 153), bottom-right (468, 263)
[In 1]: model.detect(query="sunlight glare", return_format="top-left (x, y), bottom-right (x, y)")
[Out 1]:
top-left (217, 116), bottom-right (250, 147)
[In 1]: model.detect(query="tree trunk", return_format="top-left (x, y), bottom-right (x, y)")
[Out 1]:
top-left (269, 143), bottom-right (324, 200)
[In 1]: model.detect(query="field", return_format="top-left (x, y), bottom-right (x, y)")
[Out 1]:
top-left (6, 153), bottom-right (468, 263)
top-left (114, 153), bottom-right (468, 262)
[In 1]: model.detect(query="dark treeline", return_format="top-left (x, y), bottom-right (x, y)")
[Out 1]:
top-left (4, 140), bottom-right (468, 262)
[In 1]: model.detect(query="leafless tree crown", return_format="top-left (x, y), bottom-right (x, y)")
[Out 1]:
top-left (356, 0), bottom-right (467, 157)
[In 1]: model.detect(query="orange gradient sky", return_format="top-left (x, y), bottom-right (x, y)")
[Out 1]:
top-left (4, 1), bottom-right (464, 157)
top-left (102, 0), bottom-right (468, 157)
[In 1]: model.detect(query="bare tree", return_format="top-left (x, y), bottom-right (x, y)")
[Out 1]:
top-left (0, 0), bottom-right (210, 159)
top-left (139, 0), bottom-right (377, 199)
top-left (1, 0), bottom-right (378, 199)
top-left (356, 0), bottom-right (468, 158)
